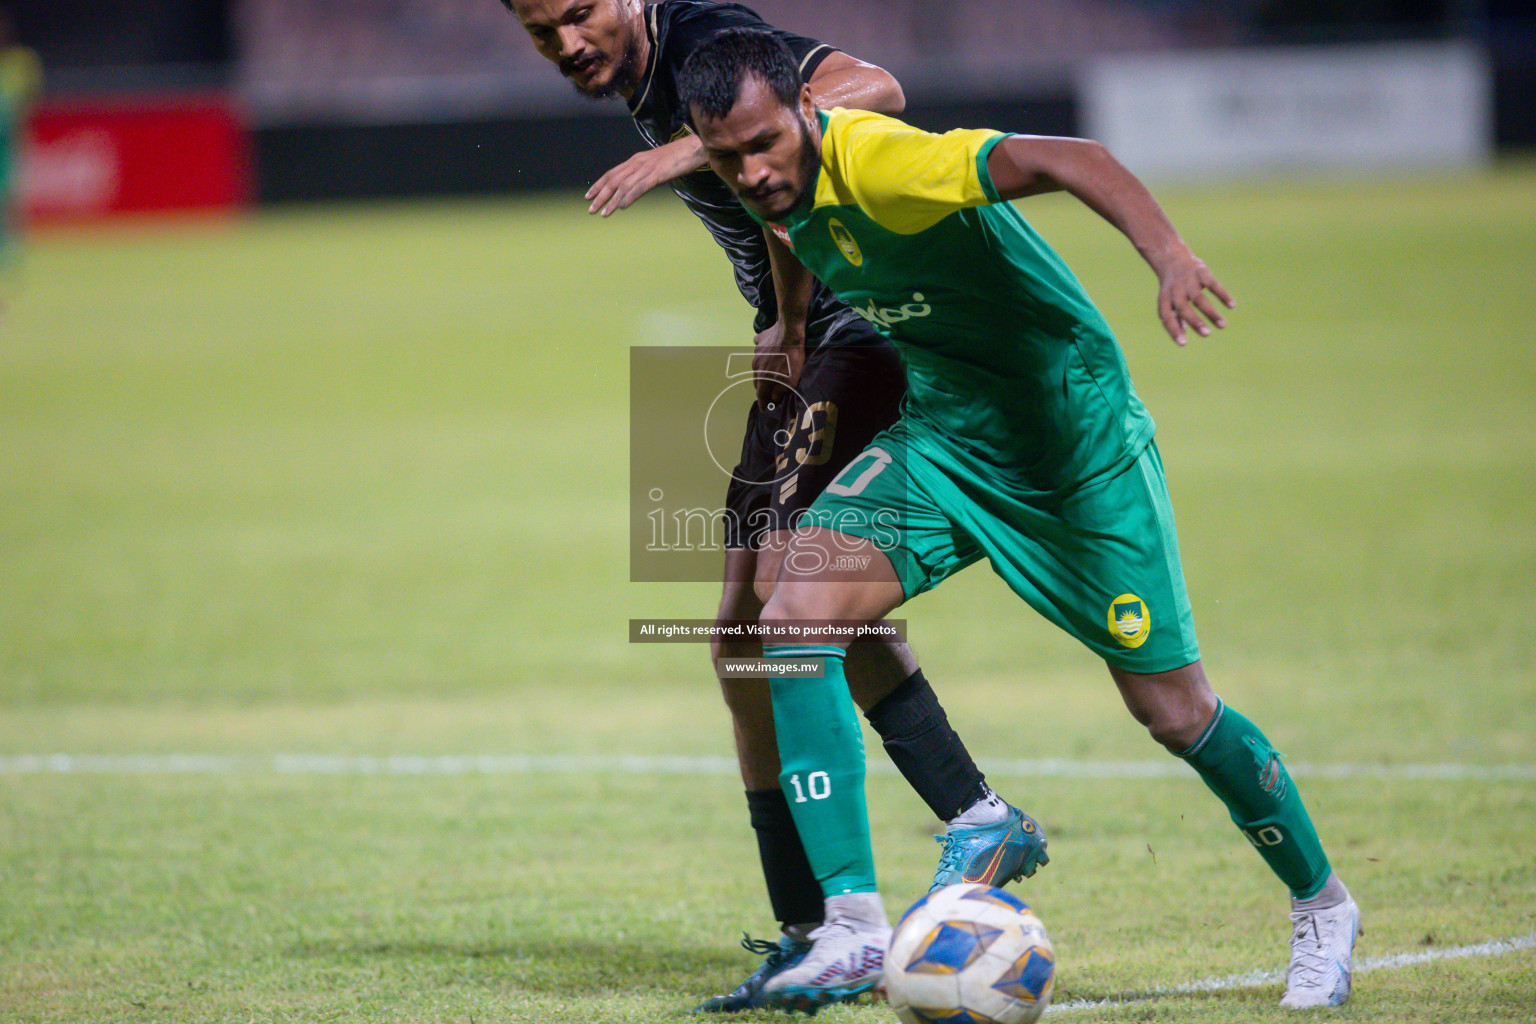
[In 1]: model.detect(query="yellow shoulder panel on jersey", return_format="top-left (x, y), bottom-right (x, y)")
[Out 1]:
top-left (815, 108), bottom-right (1003, 235)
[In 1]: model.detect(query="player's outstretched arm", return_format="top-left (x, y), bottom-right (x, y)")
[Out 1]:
top-left (587, 135), bottom-right (708, 217)
top-left (986, 136), bottom-right (1235, 346)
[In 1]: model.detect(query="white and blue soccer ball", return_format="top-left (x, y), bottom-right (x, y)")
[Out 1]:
top-left (884, 883), bottom-right (1056, 1024)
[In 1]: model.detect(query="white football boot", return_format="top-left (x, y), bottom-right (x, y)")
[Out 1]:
top-left (763, 892), bottom-right (892, 1012)
top-left (1280, 894), bottom-right (1362, 1008)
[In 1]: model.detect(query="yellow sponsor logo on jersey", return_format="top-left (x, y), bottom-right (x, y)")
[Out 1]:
top-left (828, 218), bottom-right (863, 266)
top-left (1108, 594), bottom-right (1150, 648)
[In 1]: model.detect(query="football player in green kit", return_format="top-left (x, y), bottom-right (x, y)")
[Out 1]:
top-left (678, 28), bottom-right (1360, 1012)
top-left (498, 2), bottom-right (1049, 1013)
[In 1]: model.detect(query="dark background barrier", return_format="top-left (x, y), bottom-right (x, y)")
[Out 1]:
top-left (1492, 33), bottom-right (1536, 147)
top-left (251, 95), bottom-right (1077, 205)
top-left (8, 0), bottom-right (232, 69)
top-left (5, 0), bottom-right (1533, 212)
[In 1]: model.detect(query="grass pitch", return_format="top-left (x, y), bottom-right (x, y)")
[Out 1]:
top-left (1, 163), bottom-right (1534, 1022)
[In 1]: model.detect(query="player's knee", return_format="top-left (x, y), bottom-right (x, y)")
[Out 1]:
top-left (760, 576), bottom-right (854, 649)
top-left (1114, 664), bottom-right (1217, 752)
top-left (1143, 704), bottom-right (1211, 752)
top-left (758, 589), bottom-right (807, 632)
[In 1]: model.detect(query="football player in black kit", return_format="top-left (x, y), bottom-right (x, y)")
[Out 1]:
top-left (500, 0), bottom-right (1047, 1010)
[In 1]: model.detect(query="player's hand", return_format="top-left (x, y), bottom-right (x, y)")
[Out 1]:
top-left (752, 320), bottom-right (806, 409)
top-left (586, 135), bottom-right (708, 217)
top-left (1153, 245), bottom-right (1235, 346)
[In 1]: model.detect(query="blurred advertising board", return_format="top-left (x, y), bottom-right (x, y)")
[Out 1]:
top-left (20, 94), bottom-right (251, 222)
top-left (1082, 41), bottom-right (1492, 179)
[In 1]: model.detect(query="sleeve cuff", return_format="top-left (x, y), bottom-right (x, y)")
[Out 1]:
top-left (798, 42), bottom-right (840, 79)
top-left (975, 132), bottom-right (1011, 205)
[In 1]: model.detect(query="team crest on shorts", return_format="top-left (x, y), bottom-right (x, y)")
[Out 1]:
top-left (1108, 594), bottom-right (1151, 648)
top-left (828, 218), bottom-right (864, 266)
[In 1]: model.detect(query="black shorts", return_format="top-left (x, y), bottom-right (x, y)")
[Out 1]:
top-left (722, 319), bottom-right (907, 550)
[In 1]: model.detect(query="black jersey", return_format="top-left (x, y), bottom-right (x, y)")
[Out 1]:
top-left (628, 0), bottom-right (858, 341)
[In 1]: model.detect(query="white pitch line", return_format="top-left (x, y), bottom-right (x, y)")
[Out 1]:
top-left (1049, 932), bottom-right (1536, 1012)
top-left (1, 753), bottom-right (1534, 781)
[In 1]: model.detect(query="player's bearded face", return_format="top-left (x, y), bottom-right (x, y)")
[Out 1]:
top-left (513, 0), bottom-right (644, 100)
top-left (696, 79), bottom-right (821, 221)
top-left (770, 115), bottom-right (821, 218)
top-left (560, 28), bottom-right (642, 99)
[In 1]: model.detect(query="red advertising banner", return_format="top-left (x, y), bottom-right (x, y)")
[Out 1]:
top-left (20, 93), bottom-right (251, 222)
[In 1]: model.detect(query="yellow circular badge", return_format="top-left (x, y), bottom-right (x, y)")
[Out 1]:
top-left (828, 218), bottom-right (863, 266)
top-left (1107, 594), bottom-right (1151, 649)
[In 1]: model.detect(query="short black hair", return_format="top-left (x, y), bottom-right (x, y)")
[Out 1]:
top-left (677, 27), bottom-right (803, 125)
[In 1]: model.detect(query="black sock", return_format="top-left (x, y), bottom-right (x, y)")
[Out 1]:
top-left (745, 788), bottom-right (823, 928)
top-left (862, 669), bottom-right (989, 821)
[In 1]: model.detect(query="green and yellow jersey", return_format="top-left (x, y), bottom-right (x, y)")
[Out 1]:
top-left (758, 108), bottom-right (1154, 498)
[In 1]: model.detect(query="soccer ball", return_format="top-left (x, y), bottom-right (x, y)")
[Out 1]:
top-left (884, 884), bottom-right (1056, 1024)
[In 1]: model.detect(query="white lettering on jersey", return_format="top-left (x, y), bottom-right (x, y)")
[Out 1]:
top-left (850, 292), bottom-right (933, 329)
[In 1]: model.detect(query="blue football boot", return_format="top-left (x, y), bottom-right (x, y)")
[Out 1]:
top-left (692, 933), bottom-right (811, 1013)
top-left (929, 803), bottom-right (1049, 893)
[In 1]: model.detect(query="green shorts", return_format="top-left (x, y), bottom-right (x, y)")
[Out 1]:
top-left (801, 423), bottom-right (1200, 673)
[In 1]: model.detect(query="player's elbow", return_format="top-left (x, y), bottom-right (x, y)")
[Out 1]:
top-left (861, 70), bottom-right (905, 115)
top-left (812, 53), bottom-right (906, 115)
top-left (836, 63), bottom-right (905, 115)
top-left (873, 73), bottom-right (906, 115)
top-left (1069, 137), bottom-right (1122, 179)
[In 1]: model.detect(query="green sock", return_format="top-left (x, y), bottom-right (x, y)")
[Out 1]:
top-left (1179, 700), bottom-right (1333, 899)
top-left (764, 645), bottom-right (877, 896)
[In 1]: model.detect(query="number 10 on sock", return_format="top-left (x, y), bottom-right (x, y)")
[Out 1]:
top-left (788, 771), bottom-right (833, 802)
